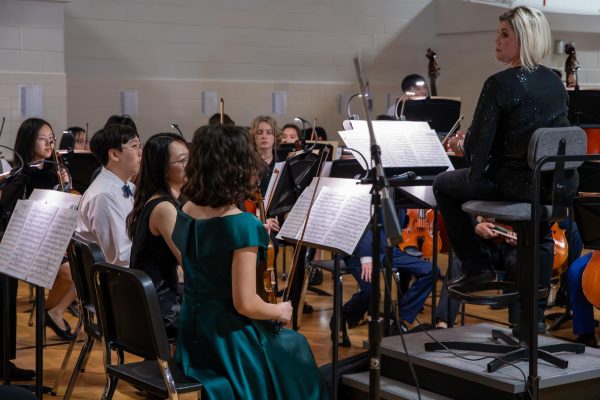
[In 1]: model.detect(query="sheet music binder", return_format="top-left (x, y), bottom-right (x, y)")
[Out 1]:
top-left (58, 150), bottom-right (101, 194)
top-left (397, 97), bottom-right (461, 135)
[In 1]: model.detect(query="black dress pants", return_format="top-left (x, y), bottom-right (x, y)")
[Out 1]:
top-left (433, 168), bottom-right (504, 275)
top-left (0, 274), bottom-right (18, 361)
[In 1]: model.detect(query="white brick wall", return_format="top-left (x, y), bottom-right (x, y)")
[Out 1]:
top-left (2, 0), bottom-right (600, 145)
top-left (0, 0), bottom-right (67, 147)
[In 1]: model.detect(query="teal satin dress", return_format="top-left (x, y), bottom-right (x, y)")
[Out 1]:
top-left (173, 210), bottom-right (329, 400)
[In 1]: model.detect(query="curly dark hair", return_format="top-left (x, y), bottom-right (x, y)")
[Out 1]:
top-left (182, 124), bottom-right (263, 207)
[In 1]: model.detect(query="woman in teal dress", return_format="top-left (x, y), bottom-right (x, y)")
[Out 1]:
top-left (173, 123), bottom-right (328, 400)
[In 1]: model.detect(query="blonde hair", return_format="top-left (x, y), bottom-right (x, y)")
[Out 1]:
top-left (249, 115), bottom-right (282, 151)
top-left (499, 6), bottom-right (551, 70)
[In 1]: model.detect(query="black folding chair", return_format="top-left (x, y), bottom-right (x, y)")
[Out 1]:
top-left (91, 262), bottom-right (202, 400)
top-left (52, 234), bottom-right (106, 398)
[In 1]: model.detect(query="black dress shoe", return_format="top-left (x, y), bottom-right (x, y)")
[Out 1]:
top-left (302, 303), bottom-right (313, 314)
top-left (0, 361), bottom-right (35, 380)
top-left (45, 311), bottom-right (74, 341)
top-left (448, 270), bottom-right (495, 286)
top-left (576, 333), bottom-right (597, 348)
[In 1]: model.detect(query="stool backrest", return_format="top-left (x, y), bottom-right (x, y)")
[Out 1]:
top-left (528, 126), bottom-right (587, 171)
top-left (528, 126), bottom-right (587, 220)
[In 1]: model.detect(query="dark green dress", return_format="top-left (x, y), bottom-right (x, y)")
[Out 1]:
top-left (173, 210), bottom-right (328, 400)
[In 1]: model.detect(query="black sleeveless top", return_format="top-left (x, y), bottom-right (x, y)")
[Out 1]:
top-left (130, 196), bottom-right (179, 322)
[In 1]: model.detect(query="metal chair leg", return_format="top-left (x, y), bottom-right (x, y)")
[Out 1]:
top-left (62, 335), bottom-right (96, 400)
top-left (100, 375), bottom-right (118, 400)
top-left (51, 314), bottom-right (84, 395)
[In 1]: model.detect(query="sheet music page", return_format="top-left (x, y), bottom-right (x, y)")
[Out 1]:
top-left (27, 207), bottom-right (79, 288)
top-left (339, 120), bottom-right (453, 171)
top-left (265, 162), bottom-right (284, 212)
top-left (29, 189), bottom-right (81, 209)
top-left (0, 197), bottom-right (80, 287)
top-left (0, 200), bottom-right (34, 280)
top-left (301, 187), bottom-right (371, 255)
top-left (275, 186), bottom-right (313, 241)
top-left (277, 177), bottom-right (371, 255)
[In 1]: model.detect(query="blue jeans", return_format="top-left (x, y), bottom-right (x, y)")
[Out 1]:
top-left (343, 248), bottom-right (438, 327)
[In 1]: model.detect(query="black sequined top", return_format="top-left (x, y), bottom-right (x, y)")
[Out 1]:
top-left (464, 65), bottom-right (570, 201)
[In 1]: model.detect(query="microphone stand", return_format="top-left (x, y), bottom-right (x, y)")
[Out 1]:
top-left (353, 57), bottom-right (403, 400)
top-left (171, 123), bottom-right (184, 138)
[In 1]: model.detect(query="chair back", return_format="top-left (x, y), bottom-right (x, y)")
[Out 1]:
top-left (528, 126), bottom-right (587, 171)
top-left (91, 262), bottom-right (171, 362)
top-left (67, 233), bottom-right (106, 315)
top-left (528, 126), bottom-right (587, 220)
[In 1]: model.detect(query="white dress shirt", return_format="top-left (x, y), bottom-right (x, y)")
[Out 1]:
top-left (76, 167), bottom-right (135, 267)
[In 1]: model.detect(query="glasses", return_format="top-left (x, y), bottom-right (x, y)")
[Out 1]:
top-left (121, 141), bottom-right (143, 152)
top-left (168, 156), bottom-right (188, 167)
top-left (37, 136), bottom-right (55, 145)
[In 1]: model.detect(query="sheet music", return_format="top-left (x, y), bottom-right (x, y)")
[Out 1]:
top-left (277, 177), bottom-right (372, 256)
top-left (0, 190), bottom-right (81, 288)
top-left (0, 201), bottom-right (33, 280)
top-left (338, 120), bottom-right (454, 171)
top-left (264, 162), bottom-right (284, 211)
top-left (27, 207), bottom-right (79, 287)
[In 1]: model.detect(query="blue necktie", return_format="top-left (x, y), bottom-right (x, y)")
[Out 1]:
top-left (122, 184), bottom-right (133, 199)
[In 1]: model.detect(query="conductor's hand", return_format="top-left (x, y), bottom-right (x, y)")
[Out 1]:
top-left (361, 261), bottom-right (373, 283)
top-left (276, 301), bottom-right (293, 323)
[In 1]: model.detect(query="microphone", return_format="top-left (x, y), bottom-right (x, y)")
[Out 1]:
top-left (347, 93), bottom-right (366, 120)
top-left (171, 123), bottom-right (184, 137)
top-left (293, 117), bottom-right (312, 141)
top-left (394, 91), bottom-right (415, 121)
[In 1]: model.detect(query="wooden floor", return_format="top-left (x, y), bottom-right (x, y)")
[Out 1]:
top-left (7, 252), bottom-right (597, 399)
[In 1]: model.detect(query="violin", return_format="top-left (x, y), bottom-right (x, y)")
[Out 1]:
top-left (253, 187), bottom-right (277, 304)
top-left (426, 48), bottom-right (440, 96)
top-left (487, 221), bottom-right (568, 275)
top-left (399, 208), bottom-right (442, 259)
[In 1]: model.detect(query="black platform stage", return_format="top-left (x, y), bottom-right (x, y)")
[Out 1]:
top-left (341, 323), bottom-right (600, 400)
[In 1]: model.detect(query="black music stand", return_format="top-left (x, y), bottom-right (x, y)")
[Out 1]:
top-left (267, 145), bottom-right (332, 217)
top-left (568, 90), bottom-right (600, 125)
top-left (399, 97), bottom-right (461, 136)
top-left (58, 151), bottom-right (100, 194)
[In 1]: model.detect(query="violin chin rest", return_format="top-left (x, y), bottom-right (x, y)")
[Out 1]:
top-left (402, 246), bottom-right (423, 258)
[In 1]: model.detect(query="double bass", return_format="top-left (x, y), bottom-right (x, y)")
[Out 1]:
top-left (426, 48), bottom-right (440, 96)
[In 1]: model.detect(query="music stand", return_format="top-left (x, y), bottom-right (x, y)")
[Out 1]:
top-left (267, 144), bottom-right (332, 217)
top-left (276, 144), bottom-right (296, 162)
top-left (399, 97), bottom-right (461, 136)
top-left (568, 90), bottom-right (600, 125)
top-left (58, 151), bottom-right (100, 194)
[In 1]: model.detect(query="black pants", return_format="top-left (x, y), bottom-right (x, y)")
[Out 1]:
top-left (433, 168), bottom-right (505, 275)
top-left (0, 274), bottom-right (17, 361)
